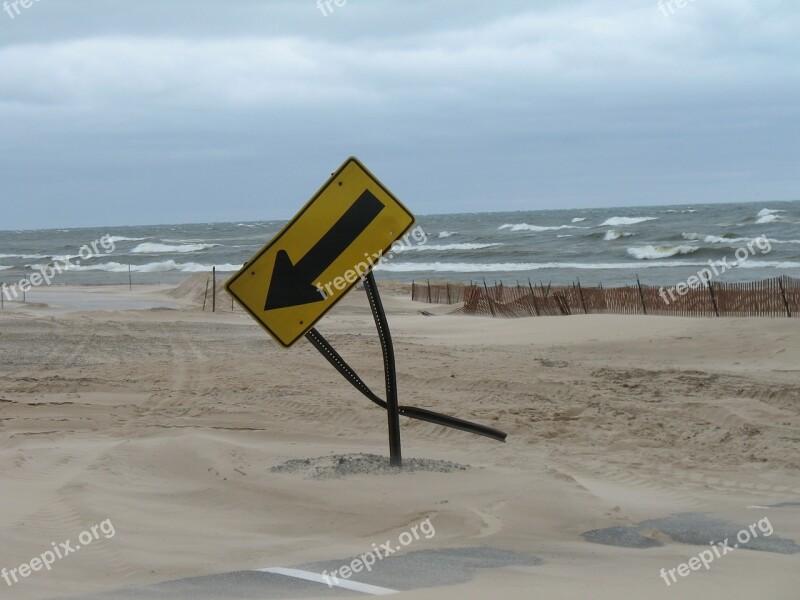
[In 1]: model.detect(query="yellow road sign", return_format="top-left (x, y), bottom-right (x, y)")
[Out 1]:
top-left (226, 157), bottom-right (415, 347)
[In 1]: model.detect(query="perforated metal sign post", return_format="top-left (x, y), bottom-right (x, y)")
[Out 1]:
top-left (227, 157), bottom-right (506, 466)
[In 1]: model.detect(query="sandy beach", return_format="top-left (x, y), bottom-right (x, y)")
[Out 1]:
top-left (0, 280), bottom-right (798, 599)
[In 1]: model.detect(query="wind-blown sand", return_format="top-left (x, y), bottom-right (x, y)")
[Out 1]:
top-left (1, 279), bottom-right (798, 599)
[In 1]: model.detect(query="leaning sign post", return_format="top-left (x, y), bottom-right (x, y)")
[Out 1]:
top-left (226, 157), bottom-right (506, 466)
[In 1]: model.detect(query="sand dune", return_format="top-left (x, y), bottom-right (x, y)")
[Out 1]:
top-left (1, 282), bottom-right (799, 599)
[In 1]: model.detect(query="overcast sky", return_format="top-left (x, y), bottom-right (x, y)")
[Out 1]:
top-left (0, 0), bottom-right (798, 229)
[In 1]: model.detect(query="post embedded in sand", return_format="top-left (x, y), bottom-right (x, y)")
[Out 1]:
top-left (363, 272), bottom-right (402, 467)
top-left (779, 276), bottom-right (791, 318)
top-left (483, 278), bottom-right (495, 317)
top-left (636, 275), bottom-right (647, 315)
top-left (577, 278), bottom-right (587, 314)
top-left (705, 275), bottom-right (719, 317)
top-left (528, 279), bottom-right (540, 316)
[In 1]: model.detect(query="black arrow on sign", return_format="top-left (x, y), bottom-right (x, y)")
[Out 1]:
top-left (265, 189), bottom-right (385, 311)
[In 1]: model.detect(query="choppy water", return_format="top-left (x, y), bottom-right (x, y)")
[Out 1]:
top-left (1, 201), bottom-right (798, 289)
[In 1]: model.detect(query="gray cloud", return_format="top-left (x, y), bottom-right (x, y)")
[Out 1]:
top-left (0, 0), bottom-right (798, 228)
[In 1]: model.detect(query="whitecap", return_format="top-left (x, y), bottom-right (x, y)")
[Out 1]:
top-left (757, 208), bottom-right (784, 217)
top-left (600, 217), bottom-right (658, 226)
top-left (131, 243), bottom-right (220, 254)
top-left (376, 260), bottom-right (709, 273)
top-left (0, 253), bottom-right (49, 259)
top-left (626, 245), bottom-right (700, 260)
top-left (736, 261), bottom-right (800, 269)
top-left (394, 243), bottom-right (502, 253)
top-left (499, 223), bottom-right (584, 232)
top-left (755, 214), bottom-right (783, 224)
top-left (67, 260), bottom-right (241, 273)
top-left (604, 230), bottom-right (635, 241)
top-left (681, 233), bottom-right (749, 244)
top-left (108, 236), bottom-right (149, 243)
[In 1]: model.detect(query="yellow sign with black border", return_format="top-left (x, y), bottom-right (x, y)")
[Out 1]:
top-left (225, 157), bottom-right (415, 347)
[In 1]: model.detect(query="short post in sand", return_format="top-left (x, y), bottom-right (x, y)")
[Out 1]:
top-left (778, 276), bottom-right (791, 318)
top-left (705, 273), bottom-right (719, 317)
top-left (576, 278), bottom-right (587, 314)
top-left (212, 266), bottom-right (216, 313)
top-left (636, 275), bottom-right (647, 315)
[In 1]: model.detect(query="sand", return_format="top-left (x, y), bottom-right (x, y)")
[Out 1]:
top-left (1, 278), bottom-right (799, 599)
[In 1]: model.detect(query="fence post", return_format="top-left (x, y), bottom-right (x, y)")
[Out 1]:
top-left (427, 279), bottom-right (432, 303)
top-left (540, 282), bottom-right (551, 298)
top-left (411, 280), bottom-right (415, 301)
top-left (779, 276), bottom-right (791, 317)
top-left (446, 283), bottom-right (451, 304)
top-left (636, 275), bottom-right (647, 315)
top-left (212, 266), bottom-right (216, 312)
top-left (706, 275), bottom-right (720, 317)
top-left (528, 279), bottom-right (540, 316)
top-left (203, 277), bottom-right (209, 311)
top-left (576, 278), bottom-right (587, 314)
top-left (483, 278), bottom-right (496, 317)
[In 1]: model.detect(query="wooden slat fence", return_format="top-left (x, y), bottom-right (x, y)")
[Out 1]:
top-left (412, 276), bottom-right (800, 318)
top-left (410, 280), bottom-right (465, 304)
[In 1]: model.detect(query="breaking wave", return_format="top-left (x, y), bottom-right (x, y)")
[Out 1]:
top-left (604, 230), bottom-right (635, 241)
top-left (626, 245), bottom-right (700, 260)
top-left (108, 236), bottom-right (149, 243)
top-left (395, 243), bottom-right (502, 253)
top-left (377, 260), bottom-right (712, 273)
top-left (53, 261), bottom-right (242, 273)
top-left (600, 217), bottom-right (658, 226)
top-left (499, 223), bottom-right (584, 232)
top-left (131, 243), bottom-right (220, 254)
